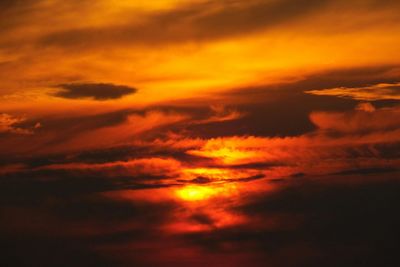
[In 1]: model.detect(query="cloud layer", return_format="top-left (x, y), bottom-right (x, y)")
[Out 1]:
top-left (1, 1), bottom-right (400, 266)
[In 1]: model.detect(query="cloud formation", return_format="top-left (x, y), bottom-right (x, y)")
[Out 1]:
top-left (1, 1), bottom-right (400, 263)
top-left (310, 103), bottom-right (400, 134)
top-left (180, 173), bottom-right (400, 267)
top-left (30, 0), bottom-right (400, 50)
top-left (1, 95), bottom-right (400, 267)
top-left (0, 113), bottom-right (39, 135)
top-left (54, 83), bottom-right (137, 100)
top-left (306, 82), bottom-right (400, 101)
top-left (39, 0), bottom-right (332, 48)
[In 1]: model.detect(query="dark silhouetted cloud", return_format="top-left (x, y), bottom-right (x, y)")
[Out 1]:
top-left (332, 167), bottom-right (398, 176)
top-left (54, 83), bottom-right (137, 100)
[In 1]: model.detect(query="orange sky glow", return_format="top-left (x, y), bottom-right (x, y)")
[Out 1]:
top-left (1, 1), bottom-right (400, 266)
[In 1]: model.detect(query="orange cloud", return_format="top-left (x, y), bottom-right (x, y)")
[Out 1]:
top-left (194, 105), bottom-right (245, 124)
top-left (41, 110), bottom-right (188, 153)
top-left (310, 103), bottom-right (400, 133)
top-left (39, 157), bottom-right (182, 179)
top-left (0, 113), bottom-right (38, 135)
top-left (306, 82), bottom-right (400, 101)
top-left (1, 1), bottom-right (400, 265)
top-left (185, 104), bottom-right (400, 176)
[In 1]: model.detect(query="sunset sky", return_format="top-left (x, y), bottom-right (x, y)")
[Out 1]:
top-left (1, 1), bottom-right (400, 266)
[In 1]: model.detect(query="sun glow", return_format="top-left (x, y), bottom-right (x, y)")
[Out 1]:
top-left (176, 186), bottom-right (216, 201)
top-left (176, 184), bottom-right (238, 202)
top-left (187, 147), bottom-right (260, 164)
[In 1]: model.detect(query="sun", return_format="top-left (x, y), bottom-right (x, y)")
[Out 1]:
top-left (176, 185), bottom-right (216, 201)
top-left (175, 183), bottom-right (239, 202)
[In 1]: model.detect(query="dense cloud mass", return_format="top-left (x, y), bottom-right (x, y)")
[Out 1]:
top-left (54, 83), bottom-right (137, 100)
top-left (1, 67), bottom-right (400, 265)
top-left (1, 0), bottom-right (400, 266)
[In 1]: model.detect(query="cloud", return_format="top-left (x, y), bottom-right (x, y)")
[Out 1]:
top-left (1, 66), bottom-right (400, 178)
top-left (183, 65), bottom-right (400, 138)
top-left (0, 113), bottom-right (36, 134)
top-left (310, 103), bottom-right (400, 134)
top-left (0, 100), bottom-right (399, 267)
top-left (54, 83), bottom-right (137, 100)
top-left (37, 157), bottom-right (182, 181)
top-left (51, 110), bottom-right (187, 152)
top-left (1, 69), bottom-right (399, 194)
top-left (333, 167), bottom-right (398, 176)
top-left (33, 0), bottom-right (400, 51)
top-left (0, 187), bottom-right (177, 267)
top-left (38, 0), bottom-right (332, 49)
top-left (194, 105), bottom-right (245, 125)
top-left (1, 2), bottom-right (400, 265)
top-left (0, 108), bottom-right (188, 155)
top-left (0, 166), bottom-right (177, 206)
top-left (355, 102), bottom-right (376, 112)
top-left (177, 172), bottom-right (400, 266)
top-left (184, 103), bottom-right (400, 178)
top-left (306, 82), bottom-right (400, 101)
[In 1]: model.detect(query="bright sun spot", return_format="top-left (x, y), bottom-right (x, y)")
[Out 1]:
top-left (187, 147), bottom-right (261, 164)
top-left (176, 185), bottom-right (216, 201)
top-left (176, 184), bottom-right (238, 202)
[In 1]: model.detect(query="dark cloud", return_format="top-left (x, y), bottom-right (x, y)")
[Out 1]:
top-left (50, 195), bottom-right (176, 223)
top-left (0, 0), bottom-right (38, 22)
top-left (36, 0), bottom-right (400, 50)
top-left (185, 65), bottom-right (400, 138)
top-left (0, 143), bottom-right (195, 168)
top-left (0, 0), bottom-right (28, 9)
top-left (0, 235), bottom-right (118, 267)
top-left (37, 109), bottom-right (134, 146)
top-left (39, 0), bottom-right (330, 48)
top-left (54, 83), bottom-right (137, 100)
top-left (1, 65), bottom-right (399, 163)
top-left (236, 174), bottom-right (267, 182)
top-left (0, 107), bottom-right (197, 161)
top-left (0, 167), bottom-right (176, 206)
top-left (0, 89), bottom-right (399, 267)
top-left (0, 191), bottom-right (176, 267)
top-left (332, 167), bottom-right (398, 176)
top-left (0, 109), bottom-right (134, 156)
top-left (224, 162), bottom-right (285, 170)
top-left (0, 65), bottom-right (398, 159)
top-left (228, 65), bottom-right (400, 97)
top-left (177, 174), bottom-right (266, 184)
top-left (189, 213), bottom-right (215, 226)
top-left (178, 176), bottom-right (213, 184)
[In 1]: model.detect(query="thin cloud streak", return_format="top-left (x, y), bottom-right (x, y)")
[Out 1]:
top-left (306, 82), bottom-right (400, 101)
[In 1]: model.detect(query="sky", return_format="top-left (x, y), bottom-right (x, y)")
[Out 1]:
top-left (1, 0), bottom-right (400, 266)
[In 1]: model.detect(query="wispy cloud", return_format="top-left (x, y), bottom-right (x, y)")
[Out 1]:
top-left (0, 113), bottom-right (39, 135)
top-left (306, 82), bottom-right (400, 101)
